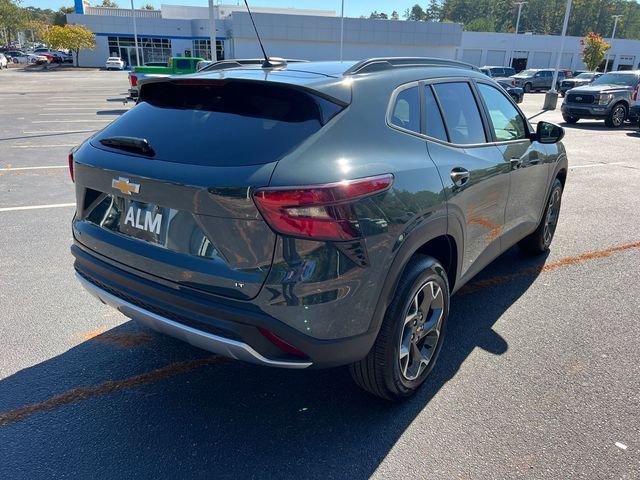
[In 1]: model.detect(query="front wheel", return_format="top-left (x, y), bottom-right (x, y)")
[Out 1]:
top-left (350, 255), bottom-right (449, 401)
top-left (605, 103), bottom-right (627, 128)
top-left (519, 178), bottom-right (563, 255)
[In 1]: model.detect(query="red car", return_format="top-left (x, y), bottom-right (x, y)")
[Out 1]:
top-left (40, 53), bottom-right (63, 64)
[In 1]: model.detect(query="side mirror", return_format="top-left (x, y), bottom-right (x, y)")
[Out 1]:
top-left (535, 121), bottom-right (565, 144)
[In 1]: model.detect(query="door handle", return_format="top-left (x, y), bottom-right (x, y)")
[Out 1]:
top-left (450, 167), bottom-right (470, 187)
top-left (510, 158), bottom-right (522, 170)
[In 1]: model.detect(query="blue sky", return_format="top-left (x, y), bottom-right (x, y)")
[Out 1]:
top-left (23, 1), bottom-right (411, 18)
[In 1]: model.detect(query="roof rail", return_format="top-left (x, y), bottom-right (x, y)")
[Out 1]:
top-left (344, 57), bottom-right (481, 75)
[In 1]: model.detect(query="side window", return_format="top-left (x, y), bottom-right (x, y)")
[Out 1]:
top-left (423, 85), bottom-right (448, 142)
top-left (477, 83), bottom-right (527, 142)
top-left (432, 82), bottom-right (486, 145)
top-left (390, 86), bottom-right (420, 134)
top-left (493, 68), bottom-right (505, 77)
top-left (543, 71), bottom-right (552, 78)
top-left (175, 59), bottom-right (190, 70)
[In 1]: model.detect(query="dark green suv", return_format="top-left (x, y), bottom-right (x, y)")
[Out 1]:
top-left (70, 57), bottom-right (568, 400)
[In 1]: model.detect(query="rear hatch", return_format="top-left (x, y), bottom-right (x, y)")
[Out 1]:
top-left (73, 78), bottom-right (345, 300)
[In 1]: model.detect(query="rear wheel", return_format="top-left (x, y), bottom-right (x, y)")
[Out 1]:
top-left (523, 82), bottom-right (532, 93)
top-left (605, 103), bottom-right (627, 128)
top-left (350, 255), bottom-right (449, 401)
top-left (562, 114), bottom-right (579, 124)
top-left (519, 178), bottom-right (563, 255)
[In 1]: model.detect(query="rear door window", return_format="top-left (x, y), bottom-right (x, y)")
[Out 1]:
top-left (390, 86), bottom-right (420, 133)
top-left (423, 85), bottom-right (448, 142)
top-left (433, 82), bottom-right (486, 145)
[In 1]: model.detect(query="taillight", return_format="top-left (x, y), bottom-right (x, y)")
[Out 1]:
top-left (68, 152), bottom-right (74, 182)
top-left (130, 75), bottom-right (137, 87)
top-left (633, 84), bottom-right (639, 101)
top-left (253, 174), bottom-right (393, 241)
top-left (512, 79), bottom-right (516, 87)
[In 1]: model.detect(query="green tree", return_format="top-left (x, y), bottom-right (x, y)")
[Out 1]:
top-left (98, 0), bottom-right (119, 7)
top-left (369, 11), bottom-right (388, 19)
top-left (404, 4), bottom-right (426, 21)
top-left (0, 0), bottom-right (29, 44)
top-left (425, 0), bottom-right (442, 21)
top-left (581, 31), bottom-right (610, 71)
top-left (53, 6), bottom-right (74, 26)
top-left (44, 24), bottom-right (96, 66)
top-left (142, 3), bottom-right (155, 9)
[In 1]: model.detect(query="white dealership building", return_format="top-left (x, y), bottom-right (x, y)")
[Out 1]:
top-left (67, 2), bottom-right (640, 72)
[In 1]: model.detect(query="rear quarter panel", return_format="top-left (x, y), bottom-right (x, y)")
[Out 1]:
top-left (260, 75), bottom-right (448, 339)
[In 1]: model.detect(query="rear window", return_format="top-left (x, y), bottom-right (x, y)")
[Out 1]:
top-left (93, 80), bottom-right (344, 166)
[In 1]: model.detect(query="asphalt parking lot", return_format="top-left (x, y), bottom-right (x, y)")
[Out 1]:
top-left (0, 68), bottom-right (638, 479)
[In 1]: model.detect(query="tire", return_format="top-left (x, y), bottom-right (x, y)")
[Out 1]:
top-left (605, 103), bottom-right (627, 128)
top-left (519, 178), bottom-right (563, 255)
top-left (350, 255), bottom-right (449, 401)
top-left (523, 83), bottom-right (532, 93)
top-left (562, 114), bottom-right (579, 124)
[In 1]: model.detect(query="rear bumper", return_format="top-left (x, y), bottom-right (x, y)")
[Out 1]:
top-left (77, 272), bottom-right (311, 368)
top-left (630, 105), bottom-right (640, 118)
top-left (72, 243), bottom-right (376, 369)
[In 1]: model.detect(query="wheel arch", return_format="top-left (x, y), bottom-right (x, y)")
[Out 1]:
top-left (366, 215), bottom-right (462, 342)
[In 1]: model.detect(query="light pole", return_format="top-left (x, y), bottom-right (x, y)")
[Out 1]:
top-left (603, 14), bottom-right (622, 72)
top-left (509, 2), bottom-right (527, 69)
top-left (339, 0), bottom-right (345, 62)
top-left (208, 0), bottom-right (218, 61)
top-left (544, 0), bottom-right (572, 109)
top-left (130, 0), bottom-right (140, 67)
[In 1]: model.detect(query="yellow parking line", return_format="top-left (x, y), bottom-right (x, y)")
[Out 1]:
top-left (0, 357), bottom-right (227, 427)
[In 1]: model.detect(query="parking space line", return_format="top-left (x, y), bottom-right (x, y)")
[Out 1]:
top-left (39, 113), bottom-right (100, 116)
top-left (22, 130), bottom-right (97, 134)
top-left (43, 107), bottom-right (106, 110)
top-left (570, 162), bottom-right (626, 169)
top-left (0, 203), bottom-right (75, 213)
top-left (32, 119), bottom-right (112, 124)
top-left (0, 165), bottom-right (67, 171)
top-left (0, 357), bottom-right (226, 427)
top-left (10, 145), bottom-right (76, 148)
top-left (0, 240), bottom-right (637, 426)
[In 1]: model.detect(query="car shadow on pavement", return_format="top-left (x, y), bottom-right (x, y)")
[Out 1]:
top-left (0, 247), bottom-right (546, 479)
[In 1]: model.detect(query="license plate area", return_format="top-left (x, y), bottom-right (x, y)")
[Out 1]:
top-left (119, 199), bottom-right (168, 245)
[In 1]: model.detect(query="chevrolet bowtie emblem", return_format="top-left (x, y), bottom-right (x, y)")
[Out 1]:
top-left (112, 177), bottom-right (140, 195)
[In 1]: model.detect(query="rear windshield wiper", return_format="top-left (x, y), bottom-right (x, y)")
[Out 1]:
top-left (99, 136), bottom-right (155, 157)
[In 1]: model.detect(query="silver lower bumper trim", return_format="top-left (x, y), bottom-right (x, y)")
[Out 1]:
top-left (76, 273), bottom-right (312, 369)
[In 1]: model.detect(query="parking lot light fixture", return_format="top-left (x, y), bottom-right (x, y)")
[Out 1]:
top-left (604, 15), bottom-right (622, 73)
top-left (544, 0), bottom-right (572, 110)
top-left (130, 0), bottom-right (141, 67)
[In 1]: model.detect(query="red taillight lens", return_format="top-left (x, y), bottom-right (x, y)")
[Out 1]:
top-left (253, 174), bottom-right (393, 241)
top-left (633, 84), bottom-right (639, 101)
top-left (512, 79), bottom-right (516, 87)
top-left (257, 328), bottom-right (308, 359)
top-left (130, 75), bottom-right (137, 87)
top-left (68, 152), bottom-right (74, 182)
